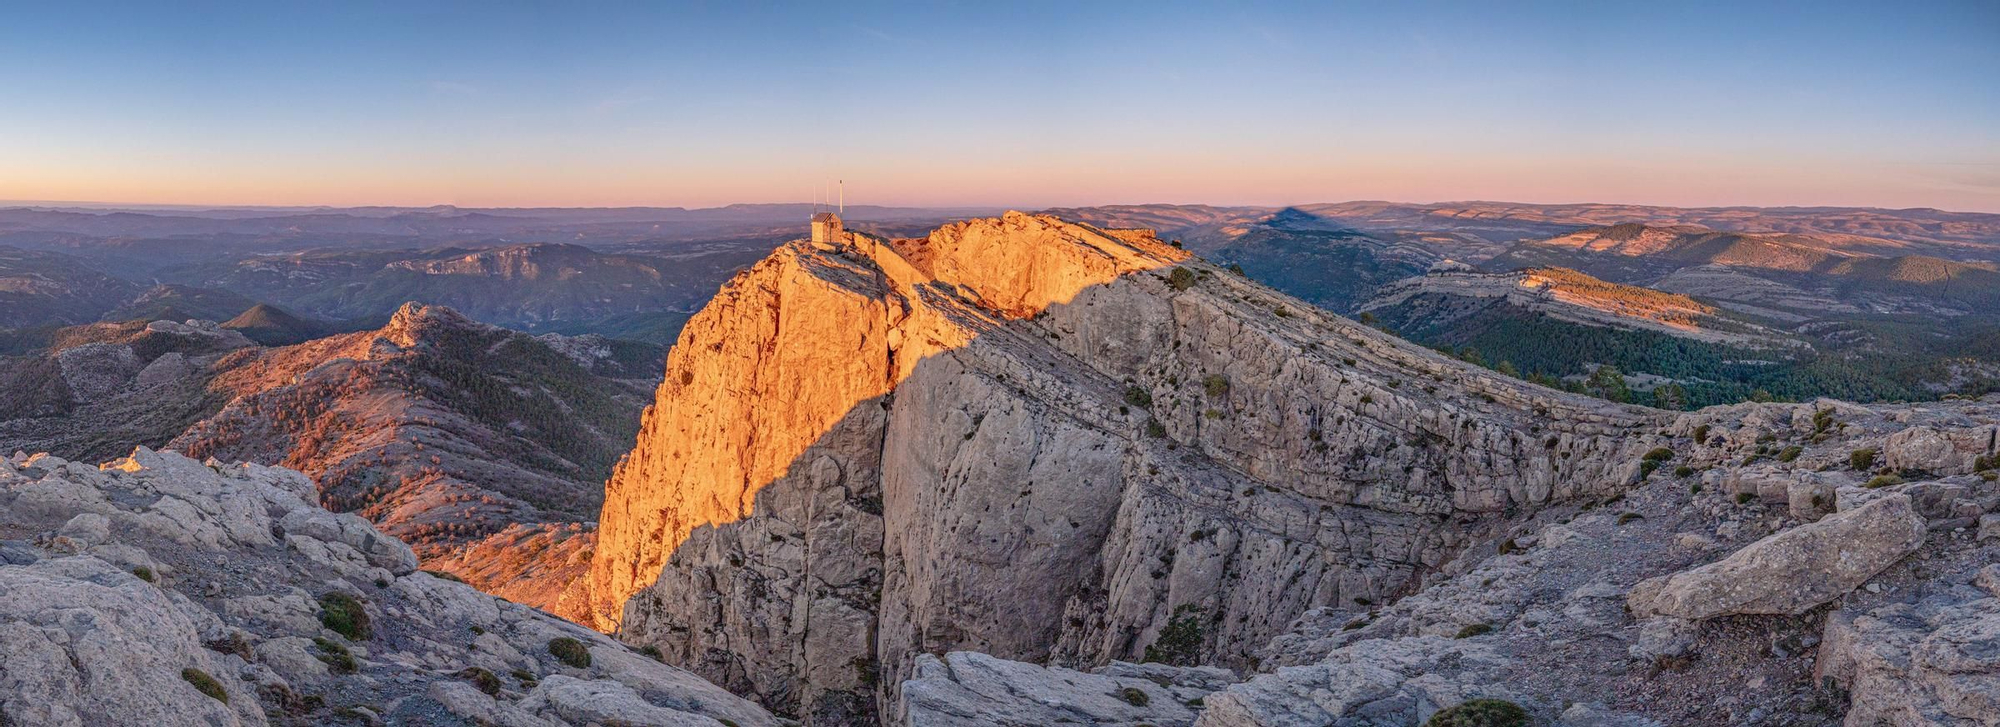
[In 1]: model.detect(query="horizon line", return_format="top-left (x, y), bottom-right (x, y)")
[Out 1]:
top-left (1, 198), bottom-right (1990, 217)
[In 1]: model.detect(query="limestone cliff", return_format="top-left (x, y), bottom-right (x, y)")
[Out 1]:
top-left (576, 212), bottom-right (1669, 724)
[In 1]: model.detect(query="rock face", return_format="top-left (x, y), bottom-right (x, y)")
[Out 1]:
top-left (1627, 493), bottom-right (1927, 620)
top-left (0, 447), bottom-right (773, 727)
top-left (579, 212), bottom-right (1667, 723)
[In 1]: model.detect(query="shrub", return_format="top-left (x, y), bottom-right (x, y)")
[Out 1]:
top-left (1642, 447), bottom-right (1674, 461)
top-left (1689, 482), bottom-right (1703, 495)
top-left (1120, 686), bottom-right (1150, 706)
top-left (1274, 306), bottom-right (1292, 318)
top-left (457, 667), bottom-right (501, 695)
top-left (1124, 386), bottom-right (1153, 408)
top-left (1425, 698), bottom-right (1528, 727)
top-left (548, 637), bottom-right (592, 668)
top-left (1145, 419), bottom-right (1167, 438)
top-left (1639, 460), bottom-right (1660, 478)
top-left (1454, 623), bottom-right (1493, 639)
top-left (1850, 448), bottom-right (1878, 470)
top-left (1168, 267), bottom-right (1196, 291)
top-left (1777, 445), bottom-right (1803, 463)
top-left (1617, 512), bottom-right (1643, 525)
top-left (1693, 424), bottom-right (1711, 444)
top-left (423, 569), bottom-right (466, 583)
top-left (318, 593), bottom-right (370, 641)
top-left (511, 668), bottom-right (539, 687)
top-left (1674, 465), bottom-right (1695, 478)
top-left (1202, 374), bottom-right (1230, 398)
top-left (132, 566), bottom-right (155, 582)
top-left (1142, 604), bottom-right (1206, 666)
top-left (1865, 475), bottom-right (1902, 489)
top-left (1735, 492), bottom-right (1756, 504)
top-left (313, 637), bottom-right (357, 673)
top-left (182, 668), bottom-right (227, 704)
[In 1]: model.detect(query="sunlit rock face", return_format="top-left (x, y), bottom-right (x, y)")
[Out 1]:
top-left (579, 211), bottom-right (1665, 724)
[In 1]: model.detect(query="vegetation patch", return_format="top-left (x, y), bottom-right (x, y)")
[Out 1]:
top-left (1124, 385), bottom-right (1153, 408)
top-left (181, 668), bottom-right (227, 704)
top-left (1736, 492), bottom-right (1756, 504)
top-left (131, 566), bottom-right (155, 582)
top-left (1202, 374), bottom-right (1230, 398)
top-left (458, 667), bottom-right (501, 696)
top-left (1119, 686), bottom-right (1150, 707)
top-left (1424, 698), bottom-right (1528, 727)
top-left (313, 637), bottom-right (357, 674)
top-left (1866, 474), bottom-right (1903, 489)
top-left (1168, 267), bottom-right (1196, 291)
top-left (1850, 448), bottom-right (1878, 470)
top-left (1777, 445), bottom-right (1803, 463)
top-left (548, 637), bottom-right (593, 669)
top-left (1141, 604), bottom-right (1206, 666)
top-left (317, 592), bottom-right (370, 641)
top-left (1454, 623), bottom-right (1493, 639)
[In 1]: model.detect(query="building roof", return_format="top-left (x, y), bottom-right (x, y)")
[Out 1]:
top-left (812, 212), bottom-right (841, 223)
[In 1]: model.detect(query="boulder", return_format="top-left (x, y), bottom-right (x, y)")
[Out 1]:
top-left (278, 508), bottom-right (419, 575)
top-left (899, 651), bottom-right (1233, 727)
top-left (1627, 494), bottom-right (1925, 619)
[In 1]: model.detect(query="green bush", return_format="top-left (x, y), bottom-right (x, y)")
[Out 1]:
top-left (1777, 445), bottom-right (1803, 463)
top-left (132, 566), bottom-right (155, 582)
top-left (1693, 424), bottom-right (1711, 444)
top-left (1425, 698), bottom-right (1528, 727)
top-left (548, 637), bottom-right (592, 669)
top-left (1674, 465), bottom-right (1695, 478)
top-left (182, 668), bottom-right (227, 704)
top-left (1639, 460), bottom-right (1659, 478)
top-left (1454, 623), bottom-right (1493, 639)
top-left (1142, 604), bottom-right (1206, 666)
top-left (1202, 374), bottom-right (1230, 398)
top-left (1145, 419), bottom-right (1167, 438)
top-left (459, 667), bottom-right (501, 696)
top-left (1124, 385), bottom-right (1153, 408)
top-left (1617, 512), bottom-right (1643, 525)
top-left (1642, 447), bottom-right (1675, 461)
top-left (1735, 492), bottom-right (1756, 504)
top-left (1866, 474), bottom-right (1902, 489)
top-left (313, 637), bottom-right (357, 673)
top-left (318, 592), bottom-right (370, 641)
top-left (1168, 267), bottom-right (1196, 291)
top-left (1120, 686), bottom-right (1150, 707)
top-left (1851, 448), bottom-right (1878, 470)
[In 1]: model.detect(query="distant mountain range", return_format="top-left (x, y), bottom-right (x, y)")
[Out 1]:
top-left (0, 303), bottom-right (664, 610)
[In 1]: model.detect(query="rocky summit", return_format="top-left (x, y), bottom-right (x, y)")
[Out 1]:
top-left (565, 212), bottom-right (2000, 726)
top-left (571, 212), bottom-right (1673, 723)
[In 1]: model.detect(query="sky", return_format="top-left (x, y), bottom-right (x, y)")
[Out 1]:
top-left (2, 1), bottom-right (1997, 211)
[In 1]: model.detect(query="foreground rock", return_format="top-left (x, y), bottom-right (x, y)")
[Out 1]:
top-left (1627, 493), bottom-right (1927, 620)
top-left (0, 447), bottom-right (773, 727)
top-left (899, 651), bottom-right (1235, 727)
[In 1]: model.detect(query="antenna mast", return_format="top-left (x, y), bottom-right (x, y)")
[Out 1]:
top-left (839, 180), bottom-right (844, 214)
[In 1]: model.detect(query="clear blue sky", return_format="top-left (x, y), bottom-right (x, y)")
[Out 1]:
top-left (3, 1), bottom-right (1996, 210)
